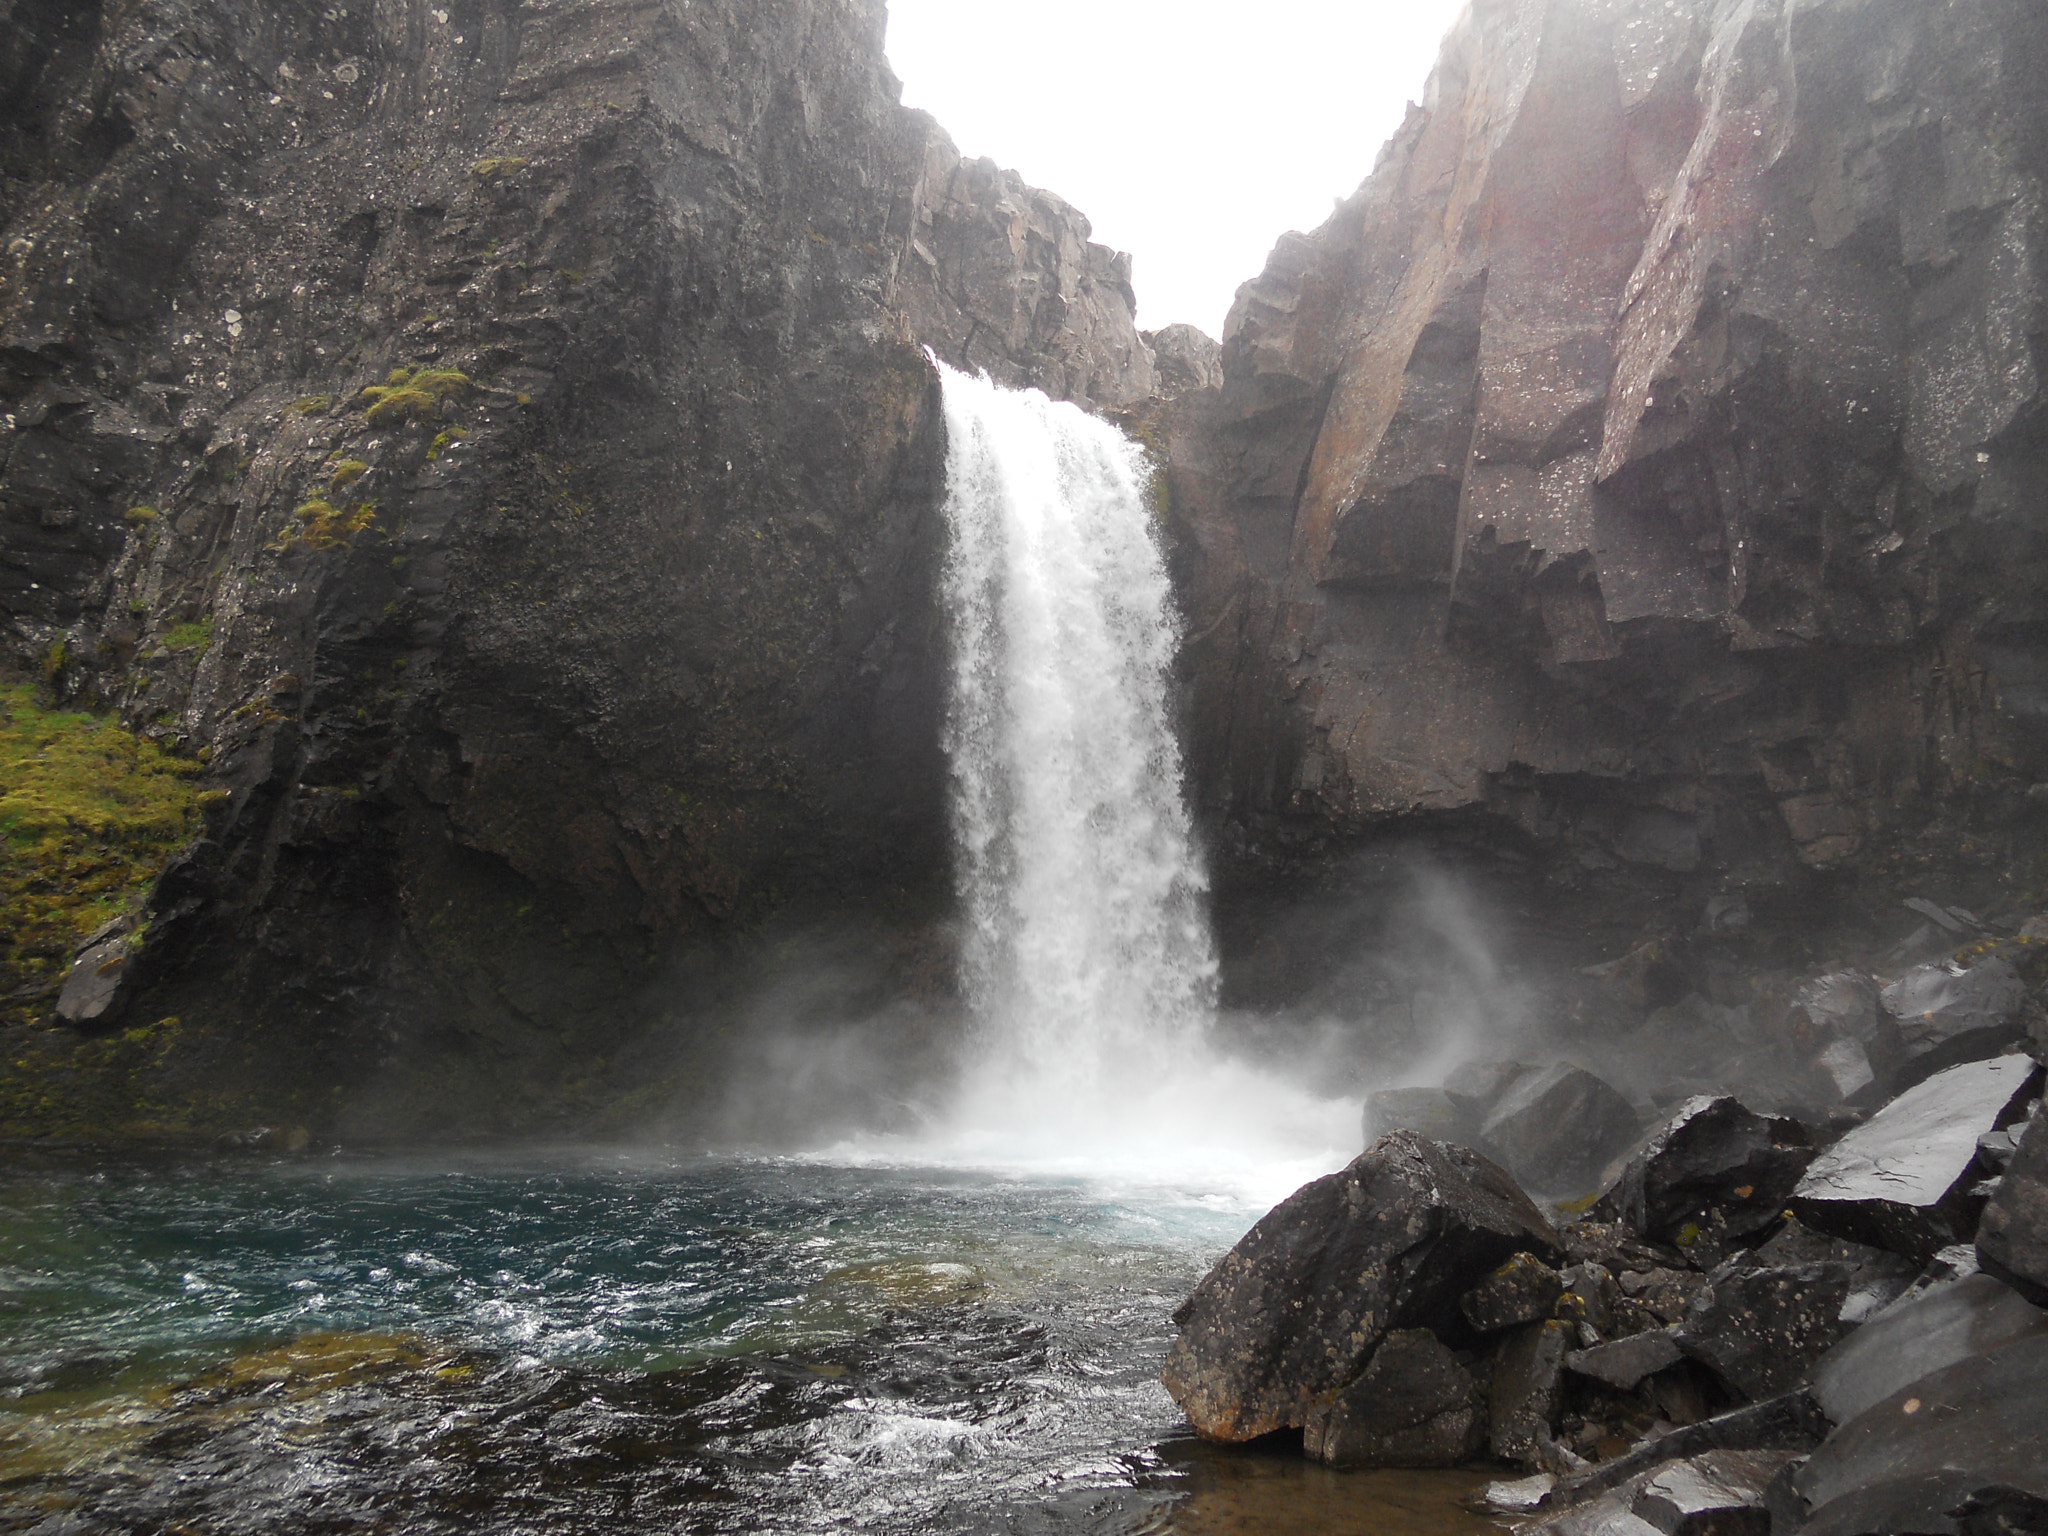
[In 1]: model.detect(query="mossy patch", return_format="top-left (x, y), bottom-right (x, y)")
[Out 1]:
top-left (470, 156), bottom-right (530, 182)
top-left (272, 497), bottom-right (377, 553)
top-left (328, 459), bottom-right (370, 492)
top-left (162, 618), bottom-right (212, 654)
top-left (0, 686), bottom-right (203, 1030)
top-left (359, 366), bottom-right (470, 426)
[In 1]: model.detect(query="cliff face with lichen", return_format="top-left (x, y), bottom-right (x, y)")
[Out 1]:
top-left (1168, 0), bottom-right (2048, 986)
top-left (0, 0), bottom-right (1153, 1140)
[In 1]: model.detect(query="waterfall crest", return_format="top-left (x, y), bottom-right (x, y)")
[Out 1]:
top-left (934, 362), bottom-right (1218, 1135)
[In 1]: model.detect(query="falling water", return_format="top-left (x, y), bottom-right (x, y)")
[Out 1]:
top-left (925, 363), bottom-right (1352, 1184)
top-left (938, 362), bottom-right (1217, 1083)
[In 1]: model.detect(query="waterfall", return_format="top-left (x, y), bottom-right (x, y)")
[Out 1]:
top-left (933, 362), bottom-right (1218, 1134)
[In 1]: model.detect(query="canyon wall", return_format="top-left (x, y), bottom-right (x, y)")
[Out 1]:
top-left (1168, 0), bottom-right (2048, 998)
top-left (0, 0), bottom-right (1152, 1137)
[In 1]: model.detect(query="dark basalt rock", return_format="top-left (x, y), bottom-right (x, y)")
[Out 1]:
top-left (1490, 1318), bottom-right (1573, 1469)
top-left (1599, 1096), bottom-right (1814, 1247)
top-left (1792, 1333), bottom-right (2048, 1536)
top-left (1811, 1272), bottom-right (2048, 1425)
top-left (1978, 1112), bottom-right (2048, 1306)
top-left (1567, 1329), bottom-right (1684, 1391)
top-left (1548, 1392), bottom-right (1831, 1511)
top-left (1161, 1131), bottom-right (1558, 1442)
top-left (1461, 1251), bottom-right (1568, 1334)
top-left (1675, 1254), bottom-right (1910, 1404)
top-left (1301, 1328), bottom-right (1485, 1469)
top-left (1792, 1057), bottom-right (2043, 1260)
top-left (1361, 1085), bottom-right (1477, 1149)
top-left (1629, 1448), bottom-right (1791, 1536)
top-left (1480, 1063), bottom-right (1641, 1197)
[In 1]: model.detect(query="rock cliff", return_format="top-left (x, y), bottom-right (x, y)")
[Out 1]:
top-left (1170, 0), bottom-right (2048, 985)
top-left (0, 0), bottom-right (1152, 1138)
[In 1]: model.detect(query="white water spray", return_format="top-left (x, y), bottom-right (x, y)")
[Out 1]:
top-left (909, 362), bottom-right (1356, 1197)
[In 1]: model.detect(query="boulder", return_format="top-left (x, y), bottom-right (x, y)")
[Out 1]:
top-left (1977, 1110), bottom-right (2048, 1306)
top-left (55, 934), bottom-right (130, 1026)
top-left (1443, 1059), bottom-right (1533, 1117)
top-left (1676, 1255), bottom-right (1909, 1403)
top-left (1811, 1272), bottom-right (2048, 1425)
top-left (1630, 1448), bottom-right (1793, 1536)
top-left (1790, 1056), bottom-right (2043, 1261)
top-left (1302, 1329), bottom-right (1485, 1468)
top-left (1461, 1251), bottom-right (1567, 1333)
top-left (1161, 1131), bottom-right (1558, 1441)
top-left (1360, 1086), bottom-right (1476, 1148)
top-left (1567, 1329), bottom-right (1684, 1391)
top-left (1792, 1333), bottom-right (2048, 1536)
top-left (1481, 1064), bottom-right (1641, 1197)
top-left (1491, 1318), bottom-right (1572, 1468)
top-left (1880, 959), bottom-right (2030, 1090)
top-left (1598, 1096), bottom-right (1814, 1247)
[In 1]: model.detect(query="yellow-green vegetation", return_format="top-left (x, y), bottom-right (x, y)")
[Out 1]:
top-left (470, 156), bottom-right (530, 182)
top-left (0, 686), bottom-right (203, 1029)
top-left (289, 396), bottom-right (333, 415)
top-left (274, 497), bottom-right (377, 553)
top-left (358, 366), bottom-right (471, 426)
top-left (328, 458), bottom-right (370, 492)
top-left (426, 427), bottom-right (468, 462)
top-left (123, 506), bottom-right (159, 525)
top-left (162, 617), bottom-right (212, 653)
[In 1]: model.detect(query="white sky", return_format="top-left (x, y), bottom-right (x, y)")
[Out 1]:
top-left (884, 0), bottom-right (1471, 339)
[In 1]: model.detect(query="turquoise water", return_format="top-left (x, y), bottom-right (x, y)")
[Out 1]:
top-left (0, 1152), bottom-right (1501, 1534)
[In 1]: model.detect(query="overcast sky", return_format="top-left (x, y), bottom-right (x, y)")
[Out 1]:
top-left (885, 0), bottom-right (1470, 339)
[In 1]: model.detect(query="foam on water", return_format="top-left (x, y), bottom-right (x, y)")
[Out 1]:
top-left (838, 361), bottom-right (1357, 1207)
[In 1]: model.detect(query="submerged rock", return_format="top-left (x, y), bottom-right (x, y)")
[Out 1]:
top-left (1161, 1131), bottom-right (1558, 1441)
top-left (1978, 1110), bottom-right (2048, 1305)
top-left (1481, 1064), bottom-right (1640, 1197)
top-left (1791, 1056), bottom-right (2043, 1260)
top-left (1302, 1328), bottom-right (1485, 1469)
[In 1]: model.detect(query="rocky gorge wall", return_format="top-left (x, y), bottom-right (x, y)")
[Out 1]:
top-left (1166, 0), bottom-right (2048, 1016)
top-left (0, 0), bottom-right (1156, 1139)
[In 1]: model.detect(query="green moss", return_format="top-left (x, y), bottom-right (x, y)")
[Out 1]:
top-left (123, 506), bottom-right (159, 526)
top-left (289, 396), bottom-right (334, 416)
top-left (426, 428), bottom-right (469, 462)
top-left (359, 366), bottom-right (471, 426)
top-left (274, 498), bottom-right (378, 553)
top-left (162, 618), bottom-right (212, 653)
top-left (470, 156), bottom-right (530, 182)
top-left (0, 686), bottom-right (203, 1030)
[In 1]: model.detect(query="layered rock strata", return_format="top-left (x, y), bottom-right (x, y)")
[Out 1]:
top-left (1169, 0), bottom-right (2048, 951)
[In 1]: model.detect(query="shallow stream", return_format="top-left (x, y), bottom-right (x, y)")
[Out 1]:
top-left (0, 1151), bottom-right (1502, 1534)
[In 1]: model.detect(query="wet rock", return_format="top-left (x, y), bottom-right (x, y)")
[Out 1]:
top-left (1792, 1334), bottom-right (2048, 1536)
top-left (1567, 1329), bottom-right (1683, 1391)
top-left (1599, 1096), bottom-right (1813, 1247)
top-left (1481, 1064), bottom-right (1641, 1197)
top-left (54, 935), bottom-right (130, 1026)
top-left (1444, 1060), bottom-right (1534, 1117)
top-left (1461, 1251), bottom-right (1567, 1333)
top-left (1550, 1394), bottom-right (1831, 1510)
top-left (1811, 1272), bottom-right (2048, 1425)
top-left (1952, 1487), bottom-right (2048, 1536)
top-left (1491, 1318), bottom-right (1572, 1468)
top-left (1302, 1328), bottom-right (1484, 1469)
top-left (1630, 1448), bottom-right (1792, 1536)
top-left (1162, 1132), bottom-right (1558, 1441)
top-left (1361, 1086), bottom-right (1476, 1148)
top-left (1483, 1471), bottom-right (1556, 1515)
top-left (1880, 959), bottom-right (2030, 1086)
top-left (1675, 1255), bottom-right (1908, 1404)
top-left (1792, 1057), bottom-right (2043, 1261)
top-left (1618, 1268), bottom-right (1710, 1329)
top-left (1521, 1495), bottom-right (1665, 1536)
top-left (1977, 1111), bottom-right (2048, 1305)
